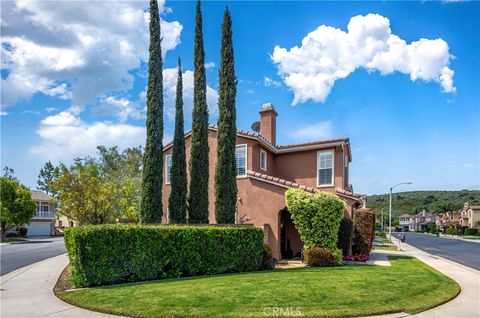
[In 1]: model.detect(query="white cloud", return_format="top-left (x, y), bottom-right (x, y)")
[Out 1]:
top-left (162, 68), bottom-right (219, 122)
top-left (271, 13), bottom-right (456, 105)
top-left (94, 96), bottom-right (144, 123)
top-left (30, 111), bottom-right (147, 161)
top-left (1, 0), bottom-right (182, 107)
top-left (264, 76), bottom-right (281, 87)
top-left (205, 62), bottom-right (215, 69)
top-left (287, 121), bottom-right (333, 140)
top-left (0, 111), bottom-right (8, 116)
top-left (45, 107), bottom-right (57, 113)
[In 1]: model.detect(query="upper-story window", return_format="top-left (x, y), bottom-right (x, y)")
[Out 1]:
top-left (236, 144), bottom-right (247, 177)
top-left (317, 150), bottom-right (334, 187)
top-left (165, 155), bottom-right (172, 184)
top-left (260, 149), bottom-right (267, 171)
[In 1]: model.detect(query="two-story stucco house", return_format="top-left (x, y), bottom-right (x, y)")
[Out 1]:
top-left (162, 103), bottom-right (364, 260)
top-left (26, 190), bottom-right (56, 236)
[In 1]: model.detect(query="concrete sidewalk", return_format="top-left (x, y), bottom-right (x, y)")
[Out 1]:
top-left (390, 236), bottom-right (480, 318)
top-left (0, 253), bottom-right (116, 318)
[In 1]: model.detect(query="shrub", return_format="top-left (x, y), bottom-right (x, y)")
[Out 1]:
top-left (304, 247), bottom-right (343, 267)
top-left (285, 189), bottom-right (346, 250)
top-left (337, 217), bottom-right (353, 256)
top-left (262, 244), bottom-right (273, 269)
top-left (446, 227), bottom-right (456, 235)
top-left (376, 231), bottom-right (387, 238)
top-left (353, 209), bottom-right (375, 256)
top-left (64, 224), bottom-right (264, 287)
top-left (464, 228), bottom-right (478, 236)
top-left (18, 227), bottom-right (27, 237)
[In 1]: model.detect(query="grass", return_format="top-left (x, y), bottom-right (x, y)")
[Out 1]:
top-left (57, 256), bottom-right (459, 318)
top-left (373, 245), bottom-right (400, 251)
top-left (0, 237), bottom-right (27, 243)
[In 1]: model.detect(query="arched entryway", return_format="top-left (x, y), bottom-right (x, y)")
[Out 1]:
top-left (279, 208), bottom-right (303, 259)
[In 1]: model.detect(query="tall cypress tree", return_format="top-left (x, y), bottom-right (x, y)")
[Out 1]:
top-left (168, 58), bottom-right (187, 223)
top-left (215, 7), bottom-right (237, 224)
top-left (188, 0), bottom-right (209, 224)
top-left (140, 0), bottom-right (163, 224)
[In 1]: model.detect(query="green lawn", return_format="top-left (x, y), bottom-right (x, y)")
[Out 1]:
top-left (373, 245), bottom-right (400, 251)
top-left (57, 256), bottom-right (459, 318)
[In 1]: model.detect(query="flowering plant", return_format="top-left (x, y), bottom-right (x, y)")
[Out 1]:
top-left (344, 254), bottom-right (369, 262)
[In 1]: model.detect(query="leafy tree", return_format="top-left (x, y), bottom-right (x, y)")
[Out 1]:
top-left (215, 7), bottom-right (237, 224)
top-left (189, 0), bottom-right (209, 224)
top-left (54, 159), bottom-right (119, 225)
top-left (141, 0), bottom-right (164, 224)
top-left (168, 58), bottom-right (187, 223)
top-left (0, 177), bottom-right (36, 239)
top-left (37, 161), bottom-right (60, 197)
top-left (3, 166), bottom-right (17, 181)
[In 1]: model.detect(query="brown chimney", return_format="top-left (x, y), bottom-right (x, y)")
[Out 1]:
top-left (259, 103), bottom-right (278, 145)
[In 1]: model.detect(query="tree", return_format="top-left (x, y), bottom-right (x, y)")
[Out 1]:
top-left (141, 0), bottom-right (164, 224)
top-left (0, 177), bottom-right (36, 239)
top-left (54, 159), bottom-right (119, 225)
top-left (215, 7), bottom-right (237, 224)
top-left (189, 0), bottom-right (209, 224)
top-left (3, 166), bottom-right (17, 181)
top-left (37, 161), bottom-right (60, 197)
top-left (168, 58), bottom-right (187, 223)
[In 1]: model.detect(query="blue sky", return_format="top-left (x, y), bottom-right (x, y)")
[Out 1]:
top-left (1, 0), bottom-right (479, 195)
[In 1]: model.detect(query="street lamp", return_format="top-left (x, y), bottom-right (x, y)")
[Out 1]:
top-left (389, 182), bottom-right (412, 242)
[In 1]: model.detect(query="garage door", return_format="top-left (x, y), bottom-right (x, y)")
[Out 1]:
top-left (27, 223), bottom-right (52, 236)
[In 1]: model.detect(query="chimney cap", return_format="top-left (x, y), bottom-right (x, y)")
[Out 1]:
top-left (262, 102), bottom-right (274, 110)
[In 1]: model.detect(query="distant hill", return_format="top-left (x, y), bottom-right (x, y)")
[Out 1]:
top-left (366, 190), bottom-right (480, 221)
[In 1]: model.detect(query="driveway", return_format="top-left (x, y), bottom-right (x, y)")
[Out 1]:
top-left (0, 237), bottom-right (66, 276)
top-left (392, 232), bottom-right (480, 270)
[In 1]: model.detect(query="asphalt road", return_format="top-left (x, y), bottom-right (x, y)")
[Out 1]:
top-left (392, 232), bottom-right (480, 270)
top-left (0, 237), bottom-right (66, 276)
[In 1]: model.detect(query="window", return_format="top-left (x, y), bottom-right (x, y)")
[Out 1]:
top-left (260, 149), bottom-right (267, 171)
top-left (41, 202), bottom-right (49, 212)
top-left (235, 145), bottom-right (247, 177)
top-left (165, 155), bottom-right (172, 184)
top-left (317, 150), bottom-right (334, 187)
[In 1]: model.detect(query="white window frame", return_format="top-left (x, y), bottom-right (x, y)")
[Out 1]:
top-left (165, 155), bottom-right (172, 185)
top-left (236, 144), bottom-right (248, 178)
top-left (317, 149), bottom-right (334, 187)
top-left (260, 149), bottom-right (267, 171)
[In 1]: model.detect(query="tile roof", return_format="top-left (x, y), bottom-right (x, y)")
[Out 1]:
top-left (164, 125), bottom-right (351, 158)
top-left (247, 170), bottom-right (316, 193)
top-left (247, 170), bottom-right (364, 202)
top-left (30, 190), bottom-right (55, 201)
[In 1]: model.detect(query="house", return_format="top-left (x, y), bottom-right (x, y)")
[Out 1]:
top-left (162, 103), bottom-right (364, 260)
top-left (26, 190), bottom-right (56, 236)
top-left (459, 203), bottom-right (480, 229)
top-left (436, 210), bottom-right (461, 230)
top-left (399, 210), bottom-right (435, 232)
top-left (399, 214), bottom-right (415, 231)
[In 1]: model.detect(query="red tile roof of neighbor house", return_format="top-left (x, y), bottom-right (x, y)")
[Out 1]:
top-left (246, 170), bottom-right (364, 201)
top-left (163, 125), bottom-right (352, 160)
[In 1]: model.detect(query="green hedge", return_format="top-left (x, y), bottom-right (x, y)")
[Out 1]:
top-left (285, 189), bottom-right (346, 250)
top-left (64, 224), bottom-right (264, 287)
top-left (353, 209), bottom-right (375, 256)
top-left (304, 247), bottom-right (343, 267)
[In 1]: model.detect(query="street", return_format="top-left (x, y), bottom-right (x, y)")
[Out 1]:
top-left (393, 232), bottom-right (480, 270)
top-left (0, 237), bottom-right (66, 276)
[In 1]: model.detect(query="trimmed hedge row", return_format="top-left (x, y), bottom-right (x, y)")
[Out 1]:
top-left (64, 224), bottom-right (264, 287)
top-left (337, 217), bottom-right (353, 256)
top-left (353, 209), bottom-right (376, 256)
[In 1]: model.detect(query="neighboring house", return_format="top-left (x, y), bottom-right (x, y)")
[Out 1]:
top-left (55, 212), bottom-right (77, 229)
top-left (26, 190), bottom-right (56, 236)
top-left (459, 203), bottom-right (480, 229)
top-left (397, 210), bottom-right (435, 232)
top-left (399, 214), bottom-right (415, 231)
top-left (436, 210), bottom-right (461, 230)
top-left (162, 103), bottom-right (364, 260)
